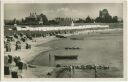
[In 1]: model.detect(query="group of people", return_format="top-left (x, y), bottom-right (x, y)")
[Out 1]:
top-left (56, 64), bottom-right (110, 70)
top-left (4, 55), bottom-right (27, 78)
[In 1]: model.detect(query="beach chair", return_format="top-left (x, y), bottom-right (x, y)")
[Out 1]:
top-left (10, 67), bottom-right (18, 78)
top-left (5, 42), bottom-right (11, 52)
top-left (4, 66), bottom-right (10, 75)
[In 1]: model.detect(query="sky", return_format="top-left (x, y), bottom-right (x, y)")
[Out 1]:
top-left (4, 3), bottom-right (123, 20)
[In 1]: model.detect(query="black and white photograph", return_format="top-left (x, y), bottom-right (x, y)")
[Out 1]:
top-left (3, 2), bottom-right (125, 79)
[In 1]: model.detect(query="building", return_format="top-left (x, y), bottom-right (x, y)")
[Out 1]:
top-left (25, 13), bottom-right (48, 25)
top-left (99, 9), bottom-right (110, 18)
top-left (55, 17), bottom-right (74, 26)
top-left (97, 9), bottom-right (113, 23)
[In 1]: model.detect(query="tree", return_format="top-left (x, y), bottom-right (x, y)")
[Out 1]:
top-left (96, 9), bottom-right (114, 23)
top-left (104, 15), bottom-right (112, 23)
top-left (112, 16), bottom-right (118, 23)
top-left (48, 20), bottom-right (59, 25)
top-left (13, 18), bottom-right (17, 24)
top-left (21, 18), bottom-right (25, 24)
top-left (95, 17), bottom-right (102, 23)
top-left (75, 18), bottom-right (85, 23)
top-left (4, 20), bottom-right (13, 25)
top-left (40, 13), bottom-right (48, 25)
top-left (85, 16), bottom-right (94, 23)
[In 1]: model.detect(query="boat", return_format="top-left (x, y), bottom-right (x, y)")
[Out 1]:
top-left (54, 55), bottom-right (78, 60)
top-left (55, 35), bottom-right (67, 38)
top-left (65, 47), bottom-right (80, 50)
top-left (70, 37), bottom-right (84, 40)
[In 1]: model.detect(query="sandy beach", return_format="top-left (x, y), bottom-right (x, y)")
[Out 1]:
top-left (4, 28), bottom-right (123, 78)
top-left (5, 36), bottom-right (56, 62)
top-left (4, 36), bottom-right (57, 78)
top-left (4, 30), bottom-right (87, 78)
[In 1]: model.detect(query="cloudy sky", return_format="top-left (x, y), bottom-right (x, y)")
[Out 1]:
top-left (4, 3), bottom-right (123, 20)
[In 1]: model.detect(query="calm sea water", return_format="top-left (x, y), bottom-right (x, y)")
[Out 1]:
top-left (29, 30), bottom-right (123, 70)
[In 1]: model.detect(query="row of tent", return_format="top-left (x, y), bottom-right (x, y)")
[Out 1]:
top-left (14, 25), bottom-right (109, 31)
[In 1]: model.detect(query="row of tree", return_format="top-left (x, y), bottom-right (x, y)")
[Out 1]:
top-left (75, 16), bottom-right (120, 23)
top-left (4, 15), bottom-right (121, 25)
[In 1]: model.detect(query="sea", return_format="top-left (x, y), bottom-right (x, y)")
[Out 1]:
top-left (29, 29), bottom-right (123, 71)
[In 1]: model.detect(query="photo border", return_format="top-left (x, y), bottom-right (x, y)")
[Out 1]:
top-left (1, 0), bottom-right (127, 81)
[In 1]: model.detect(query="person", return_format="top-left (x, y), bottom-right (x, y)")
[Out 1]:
top-left (72, 65), bottom-right (75, 74)
top-left (69, 65), bottom-right (73, 78)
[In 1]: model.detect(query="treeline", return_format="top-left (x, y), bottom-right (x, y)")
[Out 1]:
top-left (75, 16), bottom-right (121, 23)
top-left (4, 19), bottom-right (58, 25)
top-left (5, 16), bottom-right (122, 25)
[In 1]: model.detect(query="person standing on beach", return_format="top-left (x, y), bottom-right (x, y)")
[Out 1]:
top-left (69, 65), bottom-right (73, 78)
top-left (72, 65), bottom-right (75, 74)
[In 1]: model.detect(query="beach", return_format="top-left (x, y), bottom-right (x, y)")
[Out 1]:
top-left (4, 28), bottom-right (123, 78)
top-left (4, 36), bottom-right (57, 78)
